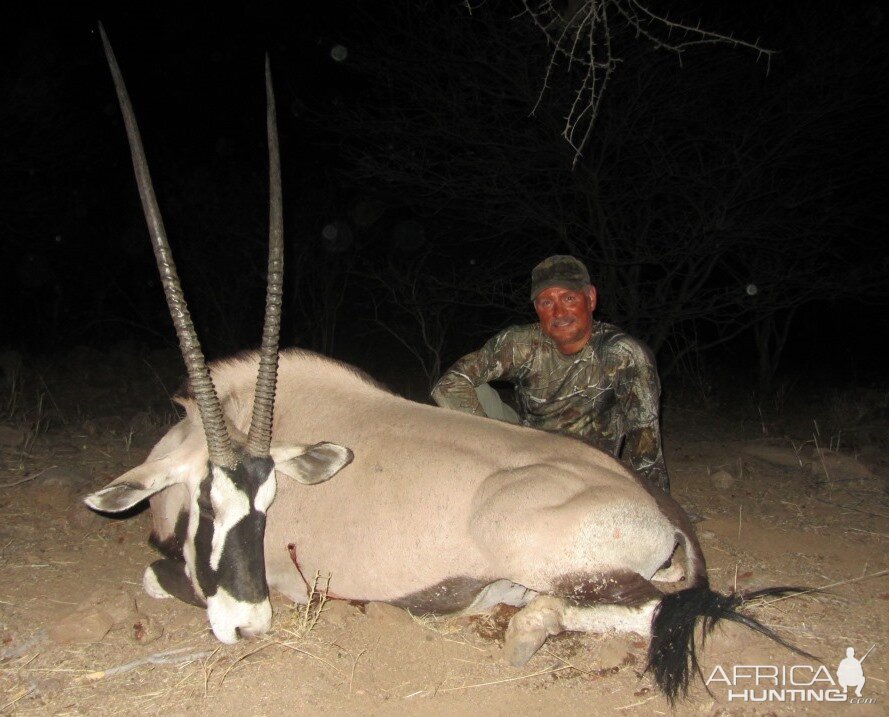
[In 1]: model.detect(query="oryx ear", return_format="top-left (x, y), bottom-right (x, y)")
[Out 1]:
top-left (271, 442), bottom-right (353, 485)
top-left (83, 458), bottom-right (176, 513)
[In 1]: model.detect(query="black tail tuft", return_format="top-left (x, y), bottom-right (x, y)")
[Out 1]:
top-left (645, 585), bottom-right (817, 705)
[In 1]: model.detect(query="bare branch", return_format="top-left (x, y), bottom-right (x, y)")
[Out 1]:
top-left (518, 0), bottom-right (775, 162)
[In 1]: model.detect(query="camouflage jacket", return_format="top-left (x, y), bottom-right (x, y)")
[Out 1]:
top-left (431, 322), bottom-right (669, 492)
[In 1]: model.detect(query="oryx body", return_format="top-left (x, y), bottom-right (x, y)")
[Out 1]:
top-left (86, 26), bottom-right (814, 703)
top-left (146, 348), bottom-right (690, 612)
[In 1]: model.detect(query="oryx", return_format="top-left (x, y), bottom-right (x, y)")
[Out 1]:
top-left (85, 25), bottom-right (815, 703)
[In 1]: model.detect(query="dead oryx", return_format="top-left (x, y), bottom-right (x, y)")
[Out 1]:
top-left (85, 25), bottom-right (816, 703)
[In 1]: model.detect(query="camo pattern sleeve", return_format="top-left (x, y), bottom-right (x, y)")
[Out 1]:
top-left (431, 325), bottom-right (538, 416)
top-left (610, 337), bottom-right (670, 493)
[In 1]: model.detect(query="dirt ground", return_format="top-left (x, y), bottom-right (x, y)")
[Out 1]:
top-left (1, 347), bottom-right (888, 716)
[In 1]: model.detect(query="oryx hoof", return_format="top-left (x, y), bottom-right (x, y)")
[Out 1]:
top-left (504, 624), bottom-right (548, 667)
top-left (503, 596), bottom-right (565, 667)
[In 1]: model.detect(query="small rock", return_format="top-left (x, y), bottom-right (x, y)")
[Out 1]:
top-left (710, 469), bottom-right (736, 490)
top-left (365, 601), bottom-right (416, 627)
top-left (70, 588), bottom-right (140, 629)
top-left (698, 530), bottom-right (716, 540)
top-left (47, 609), bottom-right (114, 644)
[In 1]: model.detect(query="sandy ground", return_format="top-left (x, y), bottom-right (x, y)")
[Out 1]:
top-left (1, 350), bottom-right (887, 716)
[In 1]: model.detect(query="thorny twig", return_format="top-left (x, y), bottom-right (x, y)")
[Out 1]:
top-left (518, 0), bottom-right (774, 165)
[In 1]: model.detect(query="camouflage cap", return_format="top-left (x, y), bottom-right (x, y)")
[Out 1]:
top-left (530, 255), bottom-right (591, 300)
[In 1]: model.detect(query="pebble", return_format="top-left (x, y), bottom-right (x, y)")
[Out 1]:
top-left (47, 609), bottom-right (114, 644)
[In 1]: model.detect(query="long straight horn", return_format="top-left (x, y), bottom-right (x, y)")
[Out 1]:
top-left (98, 23), bottom-right (237, 469)
top-left (246, 56), bottom-right (283, 458)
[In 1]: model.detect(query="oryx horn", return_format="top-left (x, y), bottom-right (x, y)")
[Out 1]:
top-left (245, 55), bottom-right (283, 458)
top-left (99, 23), bottom-right (238, 468)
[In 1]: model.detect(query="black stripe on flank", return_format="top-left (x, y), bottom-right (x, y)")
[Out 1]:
top-left (552, 570), bottom-right (663, 606)
top-left (389, 577), bottom-right (490, 614)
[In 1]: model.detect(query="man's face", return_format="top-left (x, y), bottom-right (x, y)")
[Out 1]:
top-left (533, 285), bottom-right (597, 354)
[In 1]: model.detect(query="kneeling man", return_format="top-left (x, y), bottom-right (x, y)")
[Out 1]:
top-left (432, 255), bottom-right (669, 493)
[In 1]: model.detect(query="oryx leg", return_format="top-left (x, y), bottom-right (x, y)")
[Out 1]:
top-left (143, 558), bottom-right (205, 607)
top-left (503, 591), bottom-right (659, 667)
top-left (462, 579), bottom-right (538, 614)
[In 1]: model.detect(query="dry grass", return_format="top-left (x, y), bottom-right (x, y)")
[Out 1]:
top-left (407, 610), bottom-right (464, 637)
top-left (286, 570), bottom-right (331, 639)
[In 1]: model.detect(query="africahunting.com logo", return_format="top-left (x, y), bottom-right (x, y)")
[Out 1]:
top-left (705, 645), bottom-right (876, 704)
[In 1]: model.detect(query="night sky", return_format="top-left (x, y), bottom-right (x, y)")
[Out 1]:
top-left (2, 1), bottom-right (887, 395)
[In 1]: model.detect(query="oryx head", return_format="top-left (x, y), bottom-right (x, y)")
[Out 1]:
top-left (83, 25), bottom-right (352, 643)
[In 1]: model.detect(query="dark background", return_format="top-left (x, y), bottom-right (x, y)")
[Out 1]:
top-left (2, 1), bottom-right (887, 400)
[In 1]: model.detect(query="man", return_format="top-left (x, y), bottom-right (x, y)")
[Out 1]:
top-left (432, 255), bottom-right (669, 493)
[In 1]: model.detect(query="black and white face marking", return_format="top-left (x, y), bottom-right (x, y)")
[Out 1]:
top-left (86, 436), bottom-right (352, 643)
top-left (185, 455), bottom-right (277, 643)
